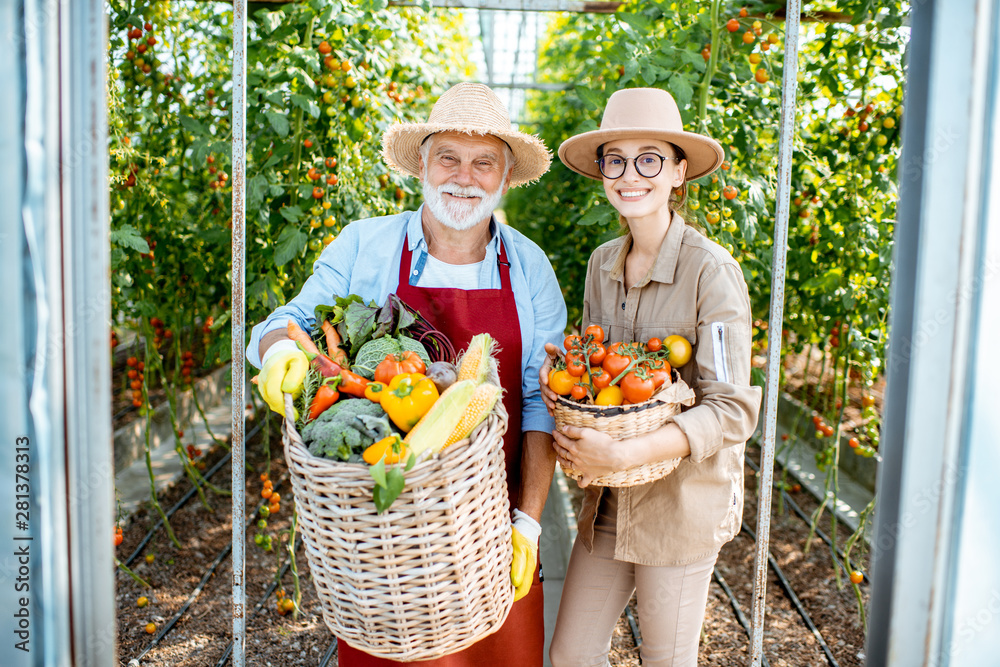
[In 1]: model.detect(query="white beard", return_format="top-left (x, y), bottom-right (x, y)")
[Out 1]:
top-left (422, 180), bottom-right (503, 231)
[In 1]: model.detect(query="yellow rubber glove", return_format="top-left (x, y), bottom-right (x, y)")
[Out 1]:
top-left (511, 509), bottom-right (540, 602)
top-left (257, 347), bottom-right (309, 419)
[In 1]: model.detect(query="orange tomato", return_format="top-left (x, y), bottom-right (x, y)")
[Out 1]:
top-left (548, 369), bottom-right (575, 395)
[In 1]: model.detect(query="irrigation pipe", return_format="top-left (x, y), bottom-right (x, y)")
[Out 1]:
top-left (214, 533), bottom-right (304, 667)
top-left (713, 568), bottom-right (771, 667)
top-left (743, 522), bottom-right (841, 667)
top-left (117, 419), bottom-right (265, 570)
top-left (745, 452), bottom-right (870, 585)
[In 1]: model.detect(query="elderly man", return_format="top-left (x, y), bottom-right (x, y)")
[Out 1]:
top-left (249, 83), bottom-right (566, 666)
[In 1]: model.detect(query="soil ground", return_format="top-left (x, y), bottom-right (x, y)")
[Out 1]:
top-left (116, 411), bottom-right (870, 666)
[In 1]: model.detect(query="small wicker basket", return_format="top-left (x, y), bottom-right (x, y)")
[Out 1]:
top-left (282, 393), bottom-right (514, 662)
top-left (554, 374), bottom-right (696, 487)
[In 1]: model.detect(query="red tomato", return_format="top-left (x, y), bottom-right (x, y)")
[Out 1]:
top-left (588, 343), bottom-right (607, 367)
top-left (565, 352), bottom-right (587, 377)
top-left (570, 384), bottom-right (588, 401)
top-left (620, 371), bottom-right (654, 404)
top-left (584, 324), bottom-right (605, 343)
top-left (591, 368), bottom-right (612, 390)
top-left (602, 351), bottom-right (631, 381)
top-left (564, 334), bottom-right (582, 351)
top-left (646, 337), bottom-right (662, 352)
top-left (849, 570), bottom-right (864, 585)
top-left (645, 361), bottom-right (671, 388)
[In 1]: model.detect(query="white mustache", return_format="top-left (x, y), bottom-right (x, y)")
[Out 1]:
top-left (439, 184), bottom-right (487, 199)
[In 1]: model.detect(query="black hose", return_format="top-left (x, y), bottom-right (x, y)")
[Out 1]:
top-left (745, 451), bottom-right (869, 585)
top-left (712, 568), bottom-right (771, 667)
top-left (119, 419), bottom-right (265, 570)
top-left (741, 522), bottom-right (841, 667)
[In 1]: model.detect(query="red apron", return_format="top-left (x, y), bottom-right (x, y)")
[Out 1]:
top-left (337, 234), bottom-right (545, 666)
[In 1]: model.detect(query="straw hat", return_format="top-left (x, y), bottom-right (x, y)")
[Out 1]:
top-left (558, 87), bottom-right (724, 181)
top-left (381, 82), bottom-right (552, 187)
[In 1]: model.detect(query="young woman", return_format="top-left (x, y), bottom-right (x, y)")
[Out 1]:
top-left (542, 88), bottom-right (762, 667)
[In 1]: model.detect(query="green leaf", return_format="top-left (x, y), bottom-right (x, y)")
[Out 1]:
top-left (617, 12), bottom-right (651, 32)
top-left (257, 10), bottom-right (284, 34)
top-left (265, 111), bottom-right (290, 137)
top-left (110, 224), bottom-right (150, 253)
top-left (248, 174), bottom-right (269, 208)
top-left (179, 115), bottom-right (206, 135)
top-left (274, 226), bottom-right (308, 266)
top-left (578, 205), bottom-right (616, 227)
top-left (404, 451), bottom-right (416, 472)
top-left (574, 84), bottom-right (603, 111)
top-left (369, 459), bottom-right (387, 488)
top-left (291, 93), bottom-right (321, 119)
top-left (373, 466), bottom-right (405, 513)
top-left (667, 76), bottom-right (695, 108)
top-left (279, 205), bottom-right (303, 222)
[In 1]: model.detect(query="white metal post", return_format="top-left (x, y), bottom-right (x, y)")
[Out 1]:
top-left (749, 1), bottom-right (801, 665)
top-left (231, 1), bottom-right (248, 665)
top-left (61, 0), bottom-right (116, 663)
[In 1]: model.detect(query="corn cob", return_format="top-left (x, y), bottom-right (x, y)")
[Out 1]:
top-left (403, 380), bottom-right (477, 457)
top-left (440, 382), bottom-right (502, 451)
top-left (456, 333), bottom-right (496, 384)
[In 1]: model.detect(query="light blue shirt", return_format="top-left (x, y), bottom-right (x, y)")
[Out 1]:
top-left (247, 205), bottom-right (567, 434)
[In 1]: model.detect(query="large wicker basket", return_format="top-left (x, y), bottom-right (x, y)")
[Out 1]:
top-left (554, 374), bottom-right (696, 487)
top-left (282, 393), bottom-right (514, 662)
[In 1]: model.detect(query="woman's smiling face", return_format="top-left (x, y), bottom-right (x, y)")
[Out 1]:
top-left (600, 138), bottom-right (687, 221)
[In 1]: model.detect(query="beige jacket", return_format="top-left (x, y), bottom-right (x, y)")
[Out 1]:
top-left (577, 214), bottom-right (762, 566)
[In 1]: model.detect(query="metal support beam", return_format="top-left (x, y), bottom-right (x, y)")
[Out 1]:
top-left (231, 1), bottom-right (248, 666)
top-left (868, 0), bottom-right (1000, 664)
top-left (61, 0), bottom-right (116, 663)
top-left (388, 0), bottom-right (622, 12)
top-left (749, 0), bottom-right (801, 665)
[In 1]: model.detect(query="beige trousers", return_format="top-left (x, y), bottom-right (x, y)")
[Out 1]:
top-left (549, 490), bottom-right (717, 667)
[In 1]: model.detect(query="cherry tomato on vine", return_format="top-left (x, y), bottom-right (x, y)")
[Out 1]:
top-left (848, 438), bottom-right (860, 449)
top-left (565, 353), bottom-right (587, 377)
top-left (602, 350), bottom-right (632, 380)
top-left (645, 361), bottom-right (671, 388)
top-left (591, 367), bottom-right (612, 390)
top-left (849, 570), bottom-right (864, 585)
top-left (621, 371), bottom-right (654, 404)
top-left (564, 334), bottom-right (582, 351)
top-left (584, 324), bottom-right (605, 342)
top-left (646, 337), bottom-right (662, 352)
top-left (570, 384), bottom-right (588, 401)
top-left (588, 343), bottom-right (606, 367)
top-left (726, 18), bottom-right (740, 32)
top-left (548, 369), bottom-right (575, 396)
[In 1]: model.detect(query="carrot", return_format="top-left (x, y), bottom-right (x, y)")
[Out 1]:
top-left (321, 320), bottom-right (349, 366)
top-left (287, 320), bottom-right (342, 378)
top-left (287, 320), bottom-right (321, 357)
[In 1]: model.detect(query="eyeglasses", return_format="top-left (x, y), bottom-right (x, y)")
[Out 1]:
top-left (595, 152), bottom-right (682, 179)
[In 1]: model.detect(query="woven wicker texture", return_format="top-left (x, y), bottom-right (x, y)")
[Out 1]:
top-left (282, 393), bottom-right (514, 661)
top-left (554, 375), bottom-right (696, 487)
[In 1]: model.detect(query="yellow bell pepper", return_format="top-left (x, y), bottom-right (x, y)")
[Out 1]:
top-left (364, 381), bottom-right (386, 403)
top-left (381, 372), bottom-right (439, 433)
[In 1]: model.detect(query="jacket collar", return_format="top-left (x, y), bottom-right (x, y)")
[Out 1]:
top-left (602, 212), bottom-right (686, 286)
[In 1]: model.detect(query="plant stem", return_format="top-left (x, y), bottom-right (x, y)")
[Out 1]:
top-left (696, 0), bottom-right (723, 126)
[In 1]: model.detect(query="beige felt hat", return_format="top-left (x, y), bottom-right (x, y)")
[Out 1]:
top-left (381, 82), bottom-right (552, 187)
top-left (558, 87), bottom-right (724, 181)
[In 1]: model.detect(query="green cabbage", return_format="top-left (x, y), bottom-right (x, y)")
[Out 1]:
top-left (351, 335), bottom-right (431, 379)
